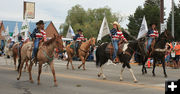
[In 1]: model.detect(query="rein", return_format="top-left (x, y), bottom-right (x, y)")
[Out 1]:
top-left (42, 49), bottom-right (54, 64)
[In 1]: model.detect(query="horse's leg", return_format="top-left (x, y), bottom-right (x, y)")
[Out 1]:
top-left (127, 63), bottom-right (138, 83)
top-left (13, 55), bottom-right (16, 70)
top-left (28, 61), bottom-right (34, 83)
top-left (67, 59), bottom-right (69, 69)
top-left (17, 59), bottom-right (25, 80)
top-left (162, 59), bottom-right (167, 77)
top-left (78, 56), bottom-right (84, 70)
top-left (49, 62), bottom-right (58, 87)
top-left (100, 66), bottom-right (106, 80)
top-left (70, 59), bottom-right (75, 70)
top-left (152, 58), bottom-right (156, 77)
top-left (24, 60), bottom-right (29, 72)
top-left (37, 62), bottom-right (42, 85)
top-left (120, 63), bottom-right (125, 81)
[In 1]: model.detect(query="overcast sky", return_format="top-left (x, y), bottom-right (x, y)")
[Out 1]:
top-left (0, 0), bottom-right (179, 31)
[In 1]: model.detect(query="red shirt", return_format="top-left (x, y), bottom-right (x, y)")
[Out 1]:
top-left (112, 30), bottom-right (127, 41)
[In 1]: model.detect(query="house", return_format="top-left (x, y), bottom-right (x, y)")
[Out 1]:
top-left (0, 20), bottom-right (59, 40)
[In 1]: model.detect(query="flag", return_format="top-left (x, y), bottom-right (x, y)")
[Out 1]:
top-left (13, 23), bottom-right (19, 37)
top-left (66, 25), bottom-right (75, 39)
top-left (97, 16), bottom-right (110, 41)
top-left (21, 20), bottom-right (29, 40)
top-left (137, 16), bottom-right (148, 39)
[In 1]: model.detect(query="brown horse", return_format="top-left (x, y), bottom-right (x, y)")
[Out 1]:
top-left (12, 42), bottom-right (28, 71)
top-left (66, 37), bottom-right (96, 70)
top-left (17, 35), bottom-right (64, 86)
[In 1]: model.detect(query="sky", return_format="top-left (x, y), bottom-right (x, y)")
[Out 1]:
top-left (0, 0), bottom-right (179, 32)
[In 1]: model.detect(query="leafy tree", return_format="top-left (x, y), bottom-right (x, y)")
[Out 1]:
top-left (167, 4), bottom-right (180, 41)
top-left (127, 0), bottom-right (160, 37)
top-left (61, 5), bottom-right (120, 41)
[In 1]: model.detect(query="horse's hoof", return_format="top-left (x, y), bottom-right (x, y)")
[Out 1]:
top-left (30, 80), bottom-right (34, 83)
top-left (164, 75), bottom-right (168, 78)
top-left (37, 83), bottom-right (40, 85)
top-left (134, 80), bottom-right (138, 83)
top-left (120, 79), bottom-right (123, 81)
top-left (54, 83), bottom-right (58, 87)
top-left (78, 67), bottom-right (80, 69)
top-left (153, 74), bottom-right (156, 77)
top-left (17, 78), bottom-right (20, 80)
top-left (97, 74), bottom-right (101, 77)
top-left (103, 78), bottom-right (106, 80)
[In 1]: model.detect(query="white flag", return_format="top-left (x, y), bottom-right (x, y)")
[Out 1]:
top-left (66, 25), bottom-right (75, 39)
top-left (137, 16), bottom-right (148, 39)
top-left (13, 23), bottom-right (19, 42)
top-left (97, 17), bottom-right (110, 41)
top-left (21, 20), bottom-right (29, 40)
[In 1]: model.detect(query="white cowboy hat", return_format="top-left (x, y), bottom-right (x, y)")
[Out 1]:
top-left (112, 21), bottom-right (120, 28)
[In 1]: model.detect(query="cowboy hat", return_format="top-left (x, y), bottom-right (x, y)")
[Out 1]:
top-left (149, 22), bottom-right (157, 27)
top-left (38, 20), bottom-right (45, 25)
top-left (77, 29), bottom-right (83, 32)
top-left (112, 21), bottom-right (120, 28)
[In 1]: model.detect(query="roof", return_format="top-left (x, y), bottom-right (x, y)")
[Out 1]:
top-left (2, 20), bottom-right (52, 33)
top-left (2, 20), bottom-right (22, 33)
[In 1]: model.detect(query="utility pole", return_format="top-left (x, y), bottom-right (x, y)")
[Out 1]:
top-left (172, 0), bottom-right (175, 38)
top-left (160, 0), bottom-right (164, 33)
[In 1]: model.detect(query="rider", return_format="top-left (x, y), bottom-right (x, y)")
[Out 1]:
top-left (9, 36), bottom-right (15, 49)
top-left (110, 21), bottom-right (127, 62)
top-left (17, 33), bottom-right (24, 56)
top-left (73, 29), bottom-right (86, 55)
top-left (31, 20), bottom-right (47, 61)
top-left (146, 23), bottom-right (159, 52)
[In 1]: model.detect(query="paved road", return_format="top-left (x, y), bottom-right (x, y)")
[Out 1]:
top-left (0, 57), bottom-right (179, 94)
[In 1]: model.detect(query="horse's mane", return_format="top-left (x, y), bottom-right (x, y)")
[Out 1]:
top-left (122, 30), bottom-right (136, 40)
top-left (43, 37), bottom-right (56, 46)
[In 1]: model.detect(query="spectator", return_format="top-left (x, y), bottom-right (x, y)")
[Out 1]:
top-left (174, 42), bottom-right (180, 68)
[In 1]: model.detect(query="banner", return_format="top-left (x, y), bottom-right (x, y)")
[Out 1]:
top-left (13, 23), bottom-right (19, 37)
top-left (137, 16), bottom-right (148, 39)
top-left (21, 20), bottom-right (29, 40)
top-left (66, 25), bottom-right (75, 39)
top-left (23, 1), bottom-right (35, 19)
top-left (97, 17), bottom-right (110, 41)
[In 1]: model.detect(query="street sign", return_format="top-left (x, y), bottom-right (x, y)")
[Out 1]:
top-left (23, 1), bottom-right (35, 19)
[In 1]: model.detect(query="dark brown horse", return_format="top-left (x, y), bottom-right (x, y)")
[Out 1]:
top-left (137, 30), bottom-right (173, 77)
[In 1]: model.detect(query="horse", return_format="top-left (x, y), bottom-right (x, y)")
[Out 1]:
top-left (17, 35), bottom-right (64, 86)
top-left (96, 40), bottom-right (138, 82)
top-left (12, 42), bottom-right (28, 71)
top-left (95, 30), bottom-right (138, 82)
top-left (66, 37), bottom-right (96, 70)
top-left (137, 30), bottom-right (173, 77)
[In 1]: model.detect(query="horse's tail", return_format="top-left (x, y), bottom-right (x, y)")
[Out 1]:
top-left (17, 47), bottom-right (21, 72)
top-left (95, 46), bottom-right (100, 67)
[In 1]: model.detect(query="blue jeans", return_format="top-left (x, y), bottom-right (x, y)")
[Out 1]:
top-left (32, 38), bottom-right (42, 59)
top-left (9, 41), bottom-right (15, 48)
top-left (18, 42), bottom-right (23, 56)
top-left (1, 40), bottom-right (5, 51)
top-left (112, 40), bottom-right (119, 60)
top-left (147, 37), bottom-right (154, 50)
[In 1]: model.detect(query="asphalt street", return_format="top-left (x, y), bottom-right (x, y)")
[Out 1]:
top-left (0, 57), bottom-right (179, 94)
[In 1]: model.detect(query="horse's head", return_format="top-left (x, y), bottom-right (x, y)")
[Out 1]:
top-left (161, 30), bottom-right (174, 42)
top-left (54, 34), bottom-right (64, 52)
top-left (89, 37), bottom-right (96, 47)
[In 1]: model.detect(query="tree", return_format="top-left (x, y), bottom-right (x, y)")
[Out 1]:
top-left (167, 4), bottom-right (180, 41)
top-left (61, 5), bottom-right (121, 41)
top-left (127, 0), bottom-right (160, 37)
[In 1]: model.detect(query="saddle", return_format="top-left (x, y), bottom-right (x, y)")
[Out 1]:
top-left (143, 38), bottom-right (156, 56)
top-left (105, 41), bottom-right (125, 61)
top-left (70, 41), bottom-right (82, 56)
